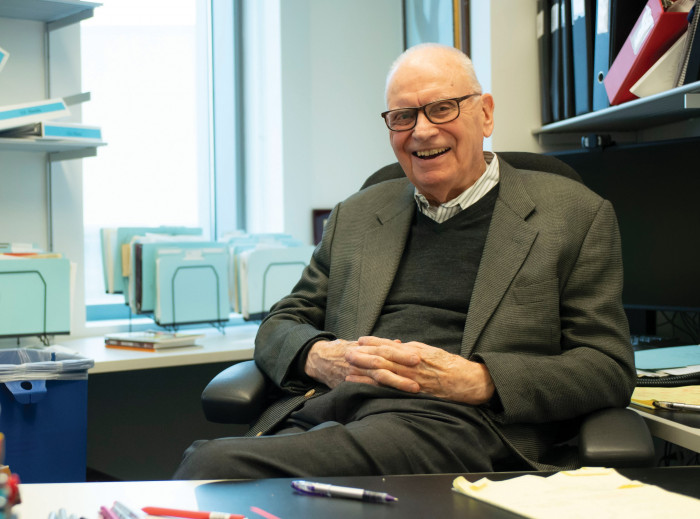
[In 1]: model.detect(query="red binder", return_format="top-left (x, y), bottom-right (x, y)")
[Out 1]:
top-left (604, 0), bottom-right (689, 106)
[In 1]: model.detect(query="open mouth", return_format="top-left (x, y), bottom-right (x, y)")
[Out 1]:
top-left (413, 147), bottom-right (450, 160)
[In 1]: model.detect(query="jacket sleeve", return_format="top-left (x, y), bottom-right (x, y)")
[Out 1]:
top-left (476, 199), bottom-right (636, 424)
top-left (253, 203), bottom-right (340, 392)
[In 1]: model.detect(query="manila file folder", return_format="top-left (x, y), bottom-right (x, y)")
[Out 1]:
top-left (239, 245), bottom-right (315, 320)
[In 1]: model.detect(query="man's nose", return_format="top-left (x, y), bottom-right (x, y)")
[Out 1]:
top-left (412, 110), bottom-right (438, 136)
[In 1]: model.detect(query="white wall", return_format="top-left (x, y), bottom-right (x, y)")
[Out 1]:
top-left (245, 0), bottom-right (404, 245)
top-left (245, 0), bottom-right (541, 247)
top-left (0, 19), bottom-right (49, 247)
top-left (471, 0), bottom-right (542, 153)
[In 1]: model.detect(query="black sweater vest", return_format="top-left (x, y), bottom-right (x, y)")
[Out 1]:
top-left (371, 185), bottom-right (498, 354)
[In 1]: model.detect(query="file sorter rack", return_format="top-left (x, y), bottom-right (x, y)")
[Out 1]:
top-left (0, 269), bottom-right (67, 345)
top-left (245, 260), bottom-right (310, 322)
top-left (156, 264), bottom-right (229, 333)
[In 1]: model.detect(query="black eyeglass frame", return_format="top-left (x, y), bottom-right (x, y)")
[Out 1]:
top-left (380, 93), bottom-right (481, 131)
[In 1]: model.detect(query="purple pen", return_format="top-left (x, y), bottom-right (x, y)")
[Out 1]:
top-left (291, 480), bottom-right (398, 503)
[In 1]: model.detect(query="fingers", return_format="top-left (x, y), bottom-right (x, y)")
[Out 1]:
top-left (345, 370), bottom-right (420, 393)
top-left (351, 337), bottom-right (421, 366)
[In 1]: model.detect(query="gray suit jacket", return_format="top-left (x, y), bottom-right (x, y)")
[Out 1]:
top-left (254, 157), bottom-right (636, 468)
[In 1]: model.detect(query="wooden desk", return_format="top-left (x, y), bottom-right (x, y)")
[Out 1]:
top-left (57, 324), bottom-right (258, 481)
top-left (15, 467), bottom-right (700, 519)
top-left (631, 405), bottom-right (700, 453)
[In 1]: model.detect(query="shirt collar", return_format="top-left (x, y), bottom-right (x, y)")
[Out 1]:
top-left (414, 151), bottom-right (499, 220)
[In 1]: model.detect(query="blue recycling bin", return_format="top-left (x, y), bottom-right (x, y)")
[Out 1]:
top-left (0, 348), bottom-right (94, 483)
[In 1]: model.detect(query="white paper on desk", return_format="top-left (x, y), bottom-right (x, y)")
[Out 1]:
top-left (660, 364), bottom-right (700, 376)
top-left (453, 467), bottom-right (700, 519)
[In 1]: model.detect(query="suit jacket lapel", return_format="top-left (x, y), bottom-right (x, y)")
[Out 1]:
top-left (354, 181), bottom-right (415, 337)
top-left (461, 161), bottom-right (539, 358)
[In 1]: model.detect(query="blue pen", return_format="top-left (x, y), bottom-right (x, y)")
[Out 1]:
top-left (291, 480), bottom-right (398, 503)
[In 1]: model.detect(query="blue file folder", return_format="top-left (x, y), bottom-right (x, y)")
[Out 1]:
top-left (0, 258), bottom-right (70, 337)
top-left (154, 248), bottom-right (230, 326)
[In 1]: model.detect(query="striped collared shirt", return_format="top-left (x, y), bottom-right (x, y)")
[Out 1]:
top-left (414, 151), bottom-right (500, 223)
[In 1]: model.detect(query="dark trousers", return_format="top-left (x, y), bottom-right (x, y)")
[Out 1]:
top-left (173, 383), bottom-right (518, 480)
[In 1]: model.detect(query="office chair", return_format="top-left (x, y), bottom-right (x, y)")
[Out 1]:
top-left (201, 152), bottom-right (656, 469)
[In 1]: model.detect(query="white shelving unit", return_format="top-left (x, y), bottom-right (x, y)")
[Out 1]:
top-left (0, 0), bottom-right (99, 26)
top-left (0, 0), bottom-right (104, 161)
top-left (533, 81), bottom-right (700, 149)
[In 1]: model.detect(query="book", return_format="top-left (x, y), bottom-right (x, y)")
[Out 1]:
top-left (0, 98), bottom-right (70, 132)
top-left (0, 121), bottom-right (103, 142)
top-left (103, 330), bottom-right (205, 350)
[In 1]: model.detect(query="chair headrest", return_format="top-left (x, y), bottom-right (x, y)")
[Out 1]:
top-left (360, 151), bottom-right (582, 190)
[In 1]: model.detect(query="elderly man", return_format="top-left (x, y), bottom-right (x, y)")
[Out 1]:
top-left (174, 43), bottom-right (635, 479)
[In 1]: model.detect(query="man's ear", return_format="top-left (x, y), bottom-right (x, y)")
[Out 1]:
top-left (480, 93), bottom-right (495, 138)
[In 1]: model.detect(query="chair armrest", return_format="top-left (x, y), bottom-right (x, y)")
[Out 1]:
top-left (579, 407), bottom-right (656, 468)
top-left (201, 360), bottom-right (269, 424)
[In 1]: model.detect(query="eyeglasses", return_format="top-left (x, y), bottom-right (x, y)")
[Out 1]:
top-left (381, 93), bottom-right (481, 131)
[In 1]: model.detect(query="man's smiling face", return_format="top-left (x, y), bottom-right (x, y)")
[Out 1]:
top-left (386, 48), bottom-right (494, 206)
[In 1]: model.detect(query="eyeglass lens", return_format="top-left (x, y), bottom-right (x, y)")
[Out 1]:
top-left (385, 99), bottom-right (460, 130)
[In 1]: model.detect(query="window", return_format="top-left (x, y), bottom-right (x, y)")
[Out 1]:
top-left (80, 0), bottom-right (241, 321)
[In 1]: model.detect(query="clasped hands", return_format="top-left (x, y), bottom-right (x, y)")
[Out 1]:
top-left (304, 336), bottom-right (494, 405)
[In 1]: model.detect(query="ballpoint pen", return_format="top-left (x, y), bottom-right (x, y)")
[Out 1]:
top-left (654, 401), bottom-right (700, 412)
top-left (290, 480), bottom-right (398, 503)
top-left (141, 506), bottom-right (246, 519)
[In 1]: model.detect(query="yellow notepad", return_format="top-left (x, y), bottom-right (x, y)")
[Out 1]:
top-left (631, 385), bottom-right (700, 409)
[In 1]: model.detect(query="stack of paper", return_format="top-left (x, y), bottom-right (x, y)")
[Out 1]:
top-left (453, 467), bottom-right (700, 519)
top-left (635, 344), bottom-right (700, 378)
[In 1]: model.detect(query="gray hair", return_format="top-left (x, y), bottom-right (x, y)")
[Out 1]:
top-left (384, 43), bottom-right (482, 102)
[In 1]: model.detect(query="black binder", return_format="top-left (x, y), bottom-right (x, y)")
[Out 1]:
top-left (571, 0), bottom-right (595, 115)
top-left (561, 0), bottom-right (576, 119)
top-left (538, 0), bottom-right (554, 124)
top-left (678, 5), bottom-right (700, 86)
top-left (550, 0), bottom-right (564, 121)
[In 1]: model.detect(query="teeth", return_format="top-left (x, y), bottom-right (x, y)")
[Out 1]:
top-left (415, 148), bottom-right (448, 157)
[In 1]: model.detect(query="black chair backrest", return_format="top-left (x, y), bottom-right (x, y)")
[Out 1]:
top-left (360, 151), bottom-right (582, 190)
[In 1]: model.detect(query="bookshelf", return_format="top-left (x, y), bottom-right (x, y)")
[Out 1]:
top-left (0, 0), bottom-right (104, 161)
top-left (533, 79), bottom-right (700, 150)
top-left (0, 0), bottom-right (99, 27)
